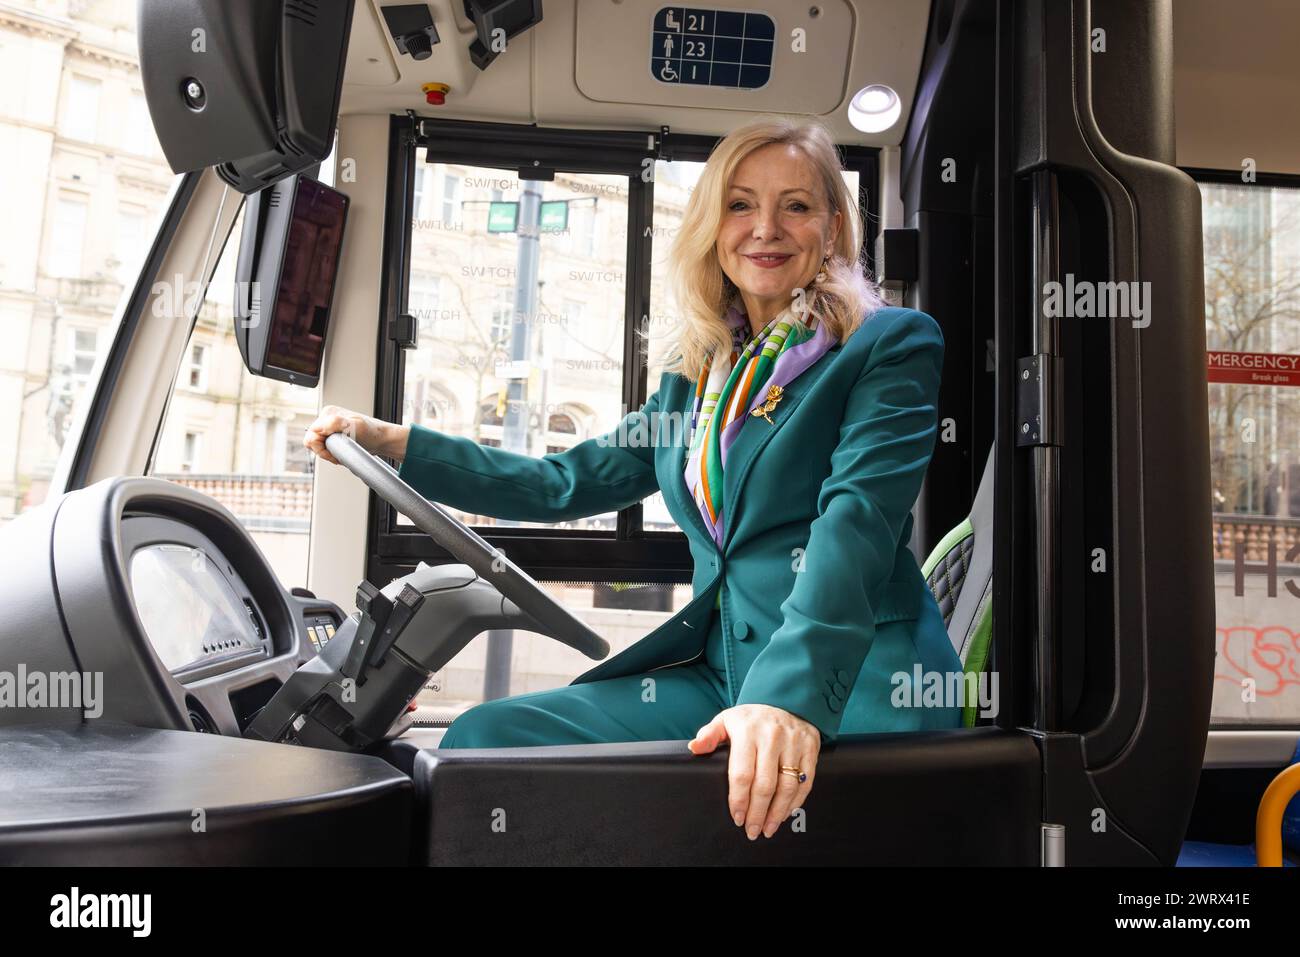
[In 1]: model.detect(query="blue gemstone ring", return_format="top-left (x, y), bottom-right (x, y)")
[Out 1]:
top-left (781, 766), bottom-right (808, 784)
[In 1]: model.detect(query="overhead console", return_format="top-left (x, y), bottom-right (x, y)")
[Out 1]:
top-left (341, 1), bottom-right (930, 144)
top-left (138, 0), bottom-right (356, 193)
top-left (461, 0), bottom-right (544, 70)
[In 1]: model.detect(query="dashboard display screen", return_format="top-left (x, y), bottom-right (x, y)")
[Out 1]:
top-left (130, 544), bottom-right (261, 672)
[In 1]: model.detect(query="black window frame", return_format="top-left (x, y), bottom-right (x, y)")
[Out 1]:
top-left (1184, 165), bottom-right (1300, 732)
top-left (369, 115), bottom-right (879, 585)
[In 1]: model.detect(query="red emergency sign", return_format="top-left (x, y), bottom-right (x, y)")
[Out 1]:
top-left (1207, 351), bottom-right (1300, 387)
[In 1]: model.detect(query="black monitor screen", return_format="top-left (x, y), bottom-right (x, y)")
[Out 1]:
top-left (266, 178), bottom-right (348, 378)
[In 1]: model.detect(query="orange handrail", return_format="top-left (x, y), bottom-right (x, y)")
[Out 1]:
top-left (1255, 762), bottom-right (1300, 867)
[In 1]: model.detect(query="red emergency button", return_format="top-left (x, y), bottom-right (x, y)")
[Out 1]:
top-left (422, 82), bottom-right (450, 106)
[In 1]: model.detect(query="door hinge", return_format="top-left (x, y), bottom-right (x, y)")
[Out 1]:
top-left (1016, 353), bottom-right (1063, 447)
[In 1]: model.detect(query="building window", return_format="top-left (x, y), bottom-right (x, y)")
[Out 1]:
top-left (284, 418), bottom-right (313, 473)
top-left (68, 327), bottom-right (98, 385)
top-left (413, 164), bottom-right (431, 219)
top-left (115, 206), bottom-right (146, 284)
top-left (251, 417), bottom-right (268, 474)
top-left (562, 297), bottom-right (585, 329)
top-left (410, 271), bottom-right (441, 335)
top-left (490, 287), bottom-right (514, 345)
top-left (127, 91), bottom-right (155, 155)
top-left (270, 417), bottom-right (288, 472)
top-left (50, 196), bottom-right (88, 278)
top-left (546, 410), bottom-right (580, 454)
top-left (479, 398), bottom-right (504, 428)
top-left (568, 203), bottom-right (597, 258)
top-left (441, 173), bottom-right (460, 224)
top-left (181, 432), bottom-right (202, 473)
top-left (187, 342), bottom-right (209, 392)
top-left (64, 74), bottom-right (101, 142)
top-left (548, 411), bottom-right (577, 434)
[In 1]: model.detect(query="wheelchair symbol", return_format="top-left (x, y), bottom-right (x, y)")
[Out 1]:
top-left (660, 62), bottom-right (678, 82)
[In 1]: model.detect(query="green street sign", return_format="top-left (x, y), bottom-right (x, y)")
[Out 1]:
top-left (539, 200), bottom-right (569, 231)
top-left (487, 201), bottom-right (519, 233)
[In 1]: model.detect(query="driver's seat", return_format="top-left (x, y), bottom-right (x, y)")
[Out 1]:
top-left (921, 447), bottom-right (995, 727)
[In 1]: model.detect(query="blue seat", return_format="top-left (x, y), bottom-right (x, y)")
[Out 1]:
top-left (1177, 739), bottom-right (1300, 867)
top-left (1176, 841), bottom-right (1294, 867)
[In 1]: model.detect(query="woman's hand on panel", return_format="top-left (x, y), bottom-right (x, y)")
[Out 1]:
top-left (303, 405), bottom-right (410, 466)
top-left (688, 703), bottom-right (820, 840)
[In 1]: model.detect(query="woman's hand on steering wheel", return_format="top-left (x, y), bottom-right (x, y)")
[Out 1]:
top-left (304, 405), bottom-right (410, 466)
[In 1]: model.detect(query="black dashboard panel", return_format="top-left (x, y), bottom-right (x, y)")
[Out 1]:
top-left (0, 500), bottom-right (85, 728)
top-left (0, 723), bottom-right (412, 865)
top-left (0, 475), bottom-right (337, 736)
top-left (0, 478), bottom-right (416, 866)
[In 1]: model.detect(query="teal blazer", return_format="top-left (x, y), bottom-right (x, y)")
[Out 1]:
top-left (396, 307), bottom-right (961, 741)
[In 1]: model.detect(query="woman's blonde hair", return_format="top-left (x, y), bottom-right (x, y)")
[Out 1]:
top-left (652, 116), bottom-right (887, 382)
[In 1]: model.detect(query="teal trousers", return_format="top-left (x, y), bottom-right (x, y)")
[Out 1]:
top-left (440, 613), bottom-right (732, 749)
top-left (439, 657), bottom-right (729, 748)
top-left (437, 602), bottom-right (961, 748)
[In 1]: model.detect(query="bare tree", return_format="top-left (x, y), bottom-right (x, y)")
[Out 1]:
top-left (1202, 186), bottom-right (1300, 515)
top-left (408, 263), bottom-right (624, 445)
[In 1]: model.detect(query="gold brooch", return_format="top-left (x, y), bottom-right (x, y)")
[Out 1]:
top-left (750, 384), bottom-right (784, 424)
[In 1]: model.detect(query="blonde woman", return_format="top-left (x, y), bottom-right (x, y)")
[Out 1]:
top-left (305, 117), bottom-right (960, 840)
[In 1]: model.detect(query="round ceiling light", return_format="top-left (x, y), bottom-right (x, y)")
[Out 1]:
top-left (847, 84), bottom-right (902, 133)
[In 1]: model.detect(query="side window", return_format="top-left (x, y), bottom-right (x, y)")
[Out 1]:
top-left (149, 206), bottom-right (320, 588)
top-left (401, 151), bottom-right (695, 718)
top-left (0, 3), bottom-right (177, 523)
top-left (645, 159), bottom-right (706, 534)
top-left (399, 156), bottom-right (634, 532)
top-left (1202, 179), bottom-right (1300, 726)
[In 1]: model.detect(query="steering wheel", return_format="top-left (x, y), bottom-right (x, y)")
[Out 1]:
top-left (323, 431), bottom-right (609, 660)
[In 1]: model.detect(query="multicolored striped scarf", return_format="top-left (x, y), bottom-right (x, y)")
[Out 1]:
top-left (683, 294), bottom-right (836, 549)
